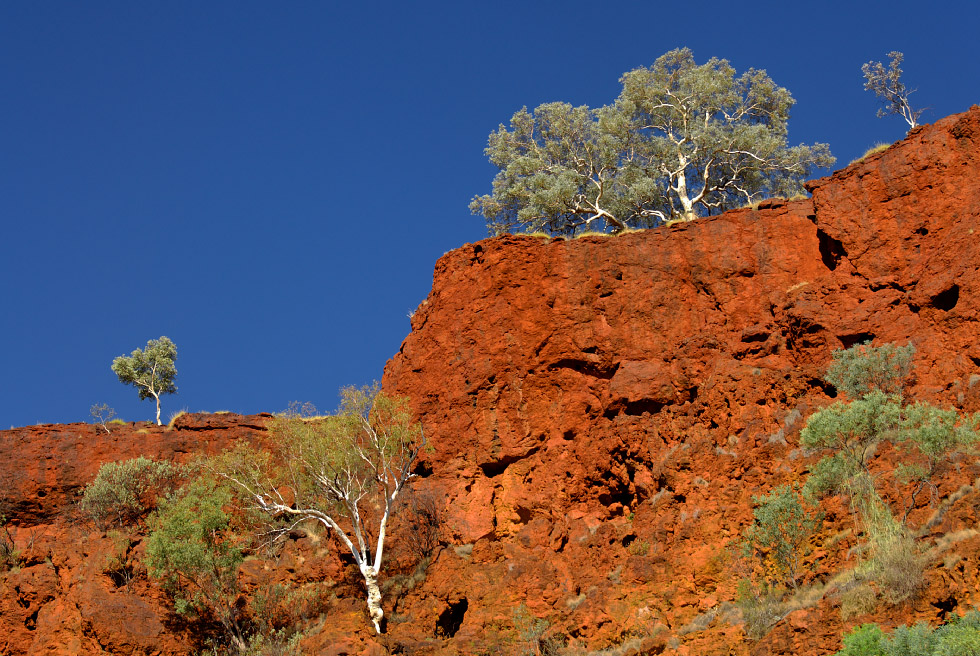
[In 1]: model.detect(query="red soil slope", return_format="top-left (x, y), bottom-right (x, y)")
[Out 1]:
top-left (3, 106), bottom-right (980, 655)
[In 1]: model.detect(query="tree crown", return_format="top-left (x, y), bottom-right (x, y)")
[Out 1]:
top-left (111, 336), bottom-right (178, 400)
top-left (862, 51), bottom-right (924, 131)
top-left (472, 48), bottom-right (834, 236)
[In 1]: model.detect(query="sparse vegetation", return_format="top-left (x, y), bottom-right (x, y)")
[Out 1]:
top-left (862, 51), bottom-right (924, 133)
top-left (167, 408), bottom-right (188, 429)
top-left (802, 342), bottom-right (979, 606)
top-left (849, 142), bottom-right (892, 166)
top-left (0, 506), bottom-right (19, 572)
top-left (741, 484), bottom-right (821, 590)
top-left (90, 403), bottom-right (117, 434)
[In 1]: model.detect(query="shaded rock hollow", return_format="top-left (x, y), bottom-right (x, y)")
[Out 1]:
top-left (3, 106), bottom-right (980, 655)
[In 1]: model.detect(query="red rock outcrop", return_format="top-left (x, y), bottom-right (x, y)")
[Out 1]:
top-left (2, 106), bottom-right (980, 655)
top-left (380, 105), bottom-right (980, 654)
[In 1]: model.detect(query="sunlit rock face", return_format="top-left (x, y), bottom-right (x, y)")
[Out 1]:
top-left (3, 106), bottom-right (980, 655)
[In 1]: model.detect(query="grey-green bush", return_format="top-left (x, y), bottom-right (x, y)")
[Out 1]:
top-left (835, 611), bottom-right (980, 655)
top-left (80, 456), bottom-right (180, 529)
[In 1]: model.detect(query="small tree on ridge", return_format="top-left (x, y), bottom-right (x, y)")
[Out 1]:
top-left (111, 336), bottom-right (177, 425)
top-left (862, 51), bottom-right (924, 133)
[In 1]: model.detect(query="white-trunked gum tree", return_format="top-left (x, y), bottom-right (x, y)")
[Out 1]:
top-left (111, 336), bottom-right (178, 425)
top-left (471, 48), bottom-right (834, 236)
top-left (214, 385), bottom-right (425, 634)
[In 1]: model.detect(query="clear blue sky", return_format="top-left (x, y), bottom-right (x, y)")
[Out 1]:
top-left (2, 1), bottom-right (977, 428)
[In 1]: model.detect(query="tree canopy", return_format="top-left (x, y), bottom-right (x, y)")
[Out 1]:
top-left (215, 385), bottom-right (425, 635)
top-left (471, 48), bottom-right (834, 236)
top-left (111, 336), bottom-right (177, 425)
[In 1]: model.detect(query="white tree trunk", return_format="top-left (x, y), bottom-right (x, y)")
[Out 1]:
top-left (360, 564), bottom-right (384, 634)
top-left (673, 156), bottom-right (698, 221)
top-left (153, 392), bottom-right (162, 425)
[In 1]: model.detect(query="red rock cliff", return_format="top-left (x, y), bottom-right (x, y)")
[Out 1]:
top-left (381, 105), bottom-right (980, 654)
top-left (3, 106), bottom-right (980, 655)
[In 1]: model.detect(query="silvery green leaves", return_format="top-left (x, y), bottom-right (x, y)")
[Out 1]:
top-left (111, 336), bottom-right (177, 425)
top-left (473, 48), bottom-right (834, 236)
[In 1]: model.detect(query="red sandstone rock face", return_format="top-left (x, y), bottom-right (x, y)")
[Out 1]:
top-left (381, 106), bottom-right (980, 653)
top-left (0, 415), bottom-right (269, 656)
top-left (2, 107), bottom-right (980, 655)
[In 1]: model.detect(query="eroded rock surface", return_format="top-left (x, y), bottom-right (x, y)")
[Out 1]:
top-left (3, 106), bottom-right (980, 655)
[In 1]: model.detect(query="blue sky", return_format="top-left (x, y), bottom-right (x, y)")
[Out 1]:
top-left (2, 1), bottom-right (977, 428)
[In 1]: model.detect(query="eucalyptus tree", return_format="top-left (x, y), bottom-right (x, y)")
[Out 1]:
top-left (472, 48), bottom-right (834, 235)
top-left (469, 101), bottom-right (667, 236)
top-left (215, 385), bottom-right (425, 634)
top-left (862, 51), bottom-right (924, 133)
top-left (111, 336), bottom-right (177, 425)
top-left (616, 48), bottom-right (835, 223)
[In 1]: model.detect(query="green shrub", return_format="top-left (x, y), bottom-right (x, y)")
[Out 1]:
top-left (834, 611), bottom-right (980, 655)
top-left (80, 456), bottom-right (180, 529)
top-left (741, 484), bottom-right (821, 590)
top-left (802, 343), bottom-right (980, 613)
top-left (147, 476), bottom-right (249, 652)
top-left (825, 342), bottom-right (914, 399)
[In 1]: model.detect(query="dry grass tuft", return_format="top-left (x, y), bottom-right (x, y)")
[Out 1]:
top-left (166, 408), bottom-right (188, 430)
top-left (849, 142), bottom-right (892, 166)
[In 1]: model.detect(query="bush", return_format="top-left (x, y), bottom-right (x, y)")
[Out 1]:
top-left (803, 343), bottom-right (979, 570)
top-left (869, 531), bottom-right (926, 605)
top-left (146, 476), bottom-right (249, 652)
top-left (0, 507), bottom-right (19, 572)
top-left (825, 342), bottom-right (914, 398)
top-left (80, 456), bottom-right (180, 529)
top-left (741, 484), bottom-right (821, 590)
top-left (834, 611), bottom-right (980, 655)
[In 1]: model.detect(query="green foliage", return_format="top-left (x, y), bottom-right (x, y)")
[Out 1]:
top-left (111, 336), bottom-right (178, 425)
top-left (835, 612), bottom-right (980, 656)
top-left (837, 623), bottom-right (887, 655)
top-left (258, 385), bottom-right (424, 521)
top-left (862, 51), bottom-right (924, 132)
top-left (826, 342), bottom-right (915, 398)
top-left (742, 484), bottom-right (821, 589)
top-left (146, 476), bottom-right (249, 650)
top-left (80, 456), bottom-right (180, 529)
top-left (215, 385), bottom-right (426, 635)
top-left (803, 343), bottom-right (979, 527)
top-left (472, 47), bottom-right (834, 236)
top-left (803, 343), bottom-right (979, 607)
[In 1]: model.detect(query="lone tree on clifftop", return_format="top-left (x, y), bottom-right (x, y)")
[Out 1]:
top-left (862, 51), bottom-right (924, 133)
top-left (111, 336), bottom-right (177, 425)
top-left (471, 48), bottom-right (834, 236)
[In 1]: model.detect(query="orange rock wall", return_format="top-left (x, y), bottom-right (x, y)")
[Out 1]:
top-left (3, 107), bottom-right (980, 655)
